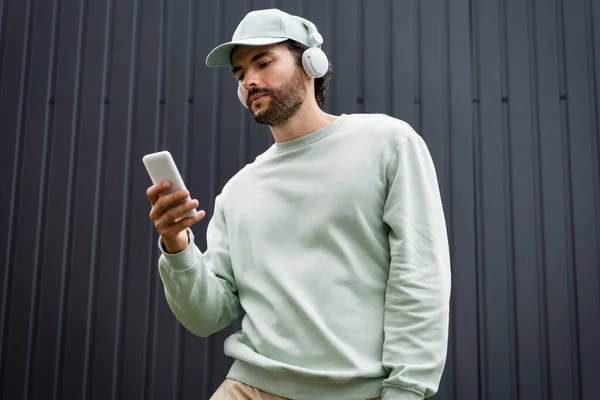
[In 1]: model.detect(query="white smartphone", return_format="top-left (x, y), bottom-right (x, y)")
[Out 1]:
top-left (142, 150), bottom-right (196, 219)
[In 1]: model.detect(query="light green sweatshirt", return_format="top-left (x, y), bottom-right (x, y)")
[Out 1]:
top-left (157, 113), bottom-right (451, 400)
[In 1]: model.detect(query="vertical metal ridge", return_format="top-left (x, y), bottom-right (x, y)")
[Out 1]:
top-left (48, 0), bottom-right (73, 398)
top-left (143, 0), bottom-right (169, 396)
top-left (324, 0), bottom-right (332, 114)
top-left (25, 0), bottom-right (62, 396)
top-left (184, 0), bottom-right (197, 176)
top-left (111, 0), bottom-right (142, 398)
top-left (24, 83), bottom-right (51, 400)
top-left (0, 0), bottom-right (8, 88)
top-left (498, 1), bottom-right (519, 399)
top-left (142, 217), bottom-right (158, 400)
top-left (173, 322), bottom-right (182, 400)
top-left (142, 237), bottom-right (159, 400)
top-left (297, 0), bottom-right (305, 16)
top-left (82, 0), bottom-right (112, 396)
top-left (0, 0), bottom-right (33, 392)
top-left (330, 0), bottom-right (342, 114)
top-left (443, 1), bottom-right (455, 397)
top-left (414, 0), bottom-right (422, 132)
top-left (468, 0), bottom-right (486, 398)
top-left (160, 0), bottom-right (170, 152)
top-left (556, 0), bottom-right (582, 398)
top-left (145, 273), bottom-right (161, 400)
top-left (203, 1), bottom-right (224, 396)
top-left (357, 0), bottom-right (364, 113)
top-left (441, 0), bottom-right (451, 220)
top-left (53, 0), bottom-right (86, 398)
top-left (156, 0), bottom-right (168, 153)
top-left (526, 0), bottom-right (551, 398)
top-left (385, 0), bottom-right (393, 116)
top-left (583, 0), bottom-right (600, 312)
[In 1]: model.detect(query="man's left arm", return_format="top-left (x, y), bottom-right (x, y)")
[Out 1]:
top-left (380, 129), bottom-right (452, 400)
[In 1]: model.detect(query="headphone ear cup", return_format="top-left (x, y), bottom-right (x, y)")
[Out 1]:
top-left (302, 47), bottom-right (329, 78)
top-left (238, 84), bottom-right (248, 108)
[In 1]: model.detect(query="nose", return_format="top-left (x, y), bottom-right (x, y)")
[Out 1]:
top-left (241, 68), bottom-right (260, 92)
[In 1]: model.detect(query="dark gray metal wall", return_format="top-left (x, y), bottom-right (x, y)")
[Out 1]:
top-left (1, 0), bottom-right (599, 399)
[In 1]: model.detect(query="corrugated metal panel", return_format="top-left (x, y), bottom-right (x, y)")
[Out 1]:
top-left (0, 0), bottom-right (598, 399)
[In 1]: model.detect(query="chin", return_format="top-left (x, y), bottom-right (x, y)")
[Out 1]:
top-left (254, 97), bottom-right (270, 108)
top-left (251, 103), bottom-right (269, 116)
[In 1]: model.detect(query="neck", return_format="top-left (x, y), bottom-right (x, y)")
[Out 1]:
top-left (269, 101), bottom-right (338, 143)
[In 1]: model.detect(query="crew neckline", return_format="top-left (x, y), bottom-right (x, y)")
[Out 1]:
top-left (272, 114), bottom-right (349, 153)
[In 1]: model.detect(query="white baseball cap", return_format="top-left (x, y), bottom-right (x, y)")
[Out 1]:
top-left (205, 8), bottom-right (320, 67)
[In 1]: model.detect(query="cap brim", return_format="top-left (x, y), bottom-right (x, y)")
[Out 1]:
top-left (205, 37), bottom-right (288, 67)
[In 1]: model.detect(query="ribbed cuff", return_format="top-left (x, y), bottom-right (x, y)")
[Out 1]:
top-left (158, 228), bottom-right (197, 273)
top-left (381, 387), bottom-right (423, 400)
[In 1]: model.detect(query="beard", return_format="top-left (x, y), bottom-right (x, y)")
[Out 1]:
top-left (246, 69), bottom-right (307, 126)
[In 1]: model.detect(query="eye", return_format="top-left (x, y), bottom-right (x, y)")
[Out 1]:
top-left (237, 73), bottom-right (244, 82)
top-left (259, 61), bottom-right (272, 69)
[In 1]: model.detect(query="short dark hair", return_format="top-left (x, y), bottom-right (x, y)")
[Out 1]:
top-left (284, 40), bottom-right (334, 109)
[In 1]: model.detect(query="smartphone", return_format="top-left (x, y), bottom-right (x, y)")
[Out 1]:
top-left (142, 150), bottom-right (196, 219)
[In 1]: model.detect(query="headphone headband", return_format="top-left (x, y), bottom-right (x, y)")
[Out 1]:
top-left (292, 16), bottom-right (324, 47)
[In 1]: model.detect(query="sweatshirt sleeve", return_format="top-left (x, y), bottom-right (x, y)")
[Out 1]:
top-left (380, 130), bottom-right (452, 399)
top-left (157, 194), bottom-right (241, 338)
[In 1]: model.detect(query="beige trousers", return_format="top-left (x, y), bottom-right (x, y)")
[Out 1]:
top-left (210, 378), bottom-right (381, 400)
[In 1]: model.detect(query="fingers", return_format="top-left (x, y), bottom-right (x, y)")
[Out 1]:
top-left (149, 188), bottom-right (189, 221)
top-left (146, 181), bottom-right (171, 205)
top-left (155, 198), bottom-right (199, 230)
top-left (153, 196), bottom-right (206, 235)
top-left (160, 210), bottom-right (206, 238)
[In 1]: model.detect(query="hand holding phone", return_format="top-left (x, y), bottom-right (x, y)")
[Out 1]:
top-left (143, 151), bottom-right (205, 253)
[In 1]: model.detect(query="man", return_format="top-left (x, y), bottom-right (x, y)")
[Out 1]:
top-left (146, 8), bottom-right (451, 400)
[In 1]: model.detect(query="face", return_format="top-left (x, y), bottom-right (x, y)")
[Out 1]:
top-left (231, 44), bottom-right (308, 126)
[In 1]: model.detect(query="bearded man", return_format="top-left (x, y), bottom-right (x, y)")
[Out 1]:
top-left (146, 8), bottom-right (451, 400)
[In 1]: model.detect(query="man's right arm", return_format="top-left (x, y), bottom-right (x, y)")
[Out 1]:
top-left (146, 182), bottom-right (240, 338)
top-left (157, 195), bottom-right (240, 338)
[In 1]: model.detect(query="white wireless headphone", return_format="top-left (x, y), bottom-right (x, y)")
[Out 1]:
top-left (237, 17), bottom-right (329, 108)
top-left (294, 17), bottom-right (329, 79)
